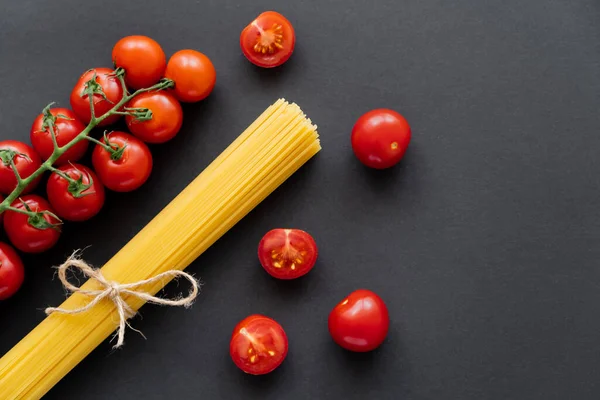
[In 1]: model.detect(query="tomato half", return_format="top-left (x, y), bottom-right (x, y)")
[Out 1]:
top-left (230, 315), bottom-right (288, 375)
top-left (240, 11), bottom-right (295, 68)
top-left (258, 229), bottom-right (318, 279)
top-left (70, 68), bottom-right (124, 126)
top-left (91, 131), bottom-right (153, 192)
top-left (125, 91), bottom-right (183, 143)
top-left (164, 50), bottom-right (216, 103)
top-left (112, 35), bottom-right (166, 90)
top-left (0, 242), bottom-right (25, 300)
top-left (0, 140), bottom-right (42, 195)
top-left (30, 108), bottom-right (88, 165)
top-left (4, 195), bottom-right (61, 253)
top-left (351, 109), bottom-right (411, 169)
top-left (47, 163), bottom-right (105, 222)
top-left (328, 289), bottom-right (390, 352)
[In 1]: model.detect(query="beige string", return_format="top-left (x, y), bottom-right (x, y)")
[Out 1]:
top-left (45, 252), bottom-right (200, 349)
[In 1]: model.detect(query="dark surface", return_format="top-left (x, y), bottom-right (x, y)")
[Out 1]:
top-left (1, 0), bottom-right (599, 399)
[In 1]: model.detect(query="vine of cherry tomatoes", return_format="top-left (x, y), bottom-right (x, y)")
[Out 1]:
top-left (0, 35), bottom-right (216, 300)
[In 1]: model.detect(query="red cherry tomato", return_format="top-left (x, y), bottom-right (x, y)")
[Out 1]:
top-left (164, 50), bottom-right (216, 102)
top-left (328, 289), bottom-right (390, 352)
top-left (351, 109), bottom-right (411, 169)
top-left (258, 229), bottom-right (318, 279)
top-left (30, 108), bottom-right (88, 165)
top-left (70, 68), bottom-right (124, 126)
top-left (46, 163), bottom-right (105, 222)
top-left (91, 131), bottom-right (153, 192)
top-left (0, 140), bottom-right (42, 195)
top-left (112, 35), bottom-right (166, 90)
top-left (240, 11), bottom-right (295, 68)
top-left (230, 314), bottom-right (288, 375)
top-left (0, 242), bottom-right (25, 300)
top-left (125, 92), bottom-right (183, 143)
top-left (4, 195), bottom-right (61, 253)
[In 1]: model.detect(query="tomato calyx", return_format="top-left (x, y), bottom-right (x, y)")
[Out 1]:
top-left (0, 149), bottom-right (30, 166)
top-left (80, 72), bottom-right (113, 104)
top-left (87, 131), bottom-right (127, 161)
top-left (252, 21), bottom-right (284, 54)
top-left (39, 103), bottom-right (73, 133)
top-left (49, 165), bottom-right (95, 198)
top-left (123, 106), bottom-right (153, 122)
top-left (14, 199), bottom-right (62, 230)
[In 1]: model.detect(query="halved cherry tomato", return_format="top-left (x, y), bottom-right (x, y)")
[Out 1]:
top-left (328, 289), bottom-right (390, 352)
top-left (164, 50), bottom-right (216, 102)
top-left (30, 108), bottom-right (88, 165)
top-left (126, 91), bottom-right (183, 143)
top-left (258, 229), bottom-right (318, 279)
top-left (0, 242), bottom-right (25, 300)
top-left (47, 163), bottom-right (105, 222)
top-left (70, 68), bottom-right (124, 126)
top-left (240, 11), bottom-right (295, 68)
top-left (351, 109), bottom-right (411, 169)
top-left (112, 35), bottom-right (166, 90)
top-left (0, 140), bottom-right (42, 195)
top-left (91, 131), bottom-right (153, 192)
top-left (4, 195), bottom-right (61, 253)
top-left (230, 314), bottom-right (288, 375)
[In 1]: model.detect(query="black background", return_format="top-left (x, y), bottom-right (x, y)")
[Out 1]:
top-left (1, 0), bottom-right (599, 399)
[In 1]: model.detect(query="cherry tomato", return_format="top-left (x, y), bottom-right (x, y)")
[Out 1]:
top-left (0, 242), bottom-right (25, 300)
top-left (125, 92), bottom-right (183, 143)
top-left (0, 140), bottom-right (42, 195)
top-left (47, 164), bottom-right (105, 222)
top-left (351, 109), bottom-right (411, 169)
top-left (258, 229), bottom-right (318, 279)
top-left (4, 195), bottom-right (61, 253)
top-left (112, 35), bottom-right (166, 90)
top-left (164, 50), bottom-right (216, 103)
top-left (70, 68), bottom-right (124, 126)
top-left (30, 108), bottom-right (88, 165)
top-left (240, 11), bottom-right (295, 68)
top-left (92, 131), bottom-right (153, 192)
top-left (328, 289), bottom-right (390, 352)
top-left (230, 315), bottom-right (288, 375)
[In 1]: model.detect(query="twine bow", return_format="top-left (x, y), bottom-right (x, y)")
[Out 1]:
top-left (45, 252), bottom-right (200, 349)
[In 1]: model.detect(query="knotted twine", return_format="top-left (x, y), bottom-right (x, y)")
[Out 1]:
top-left (45, 252), bottom-right (200, 349)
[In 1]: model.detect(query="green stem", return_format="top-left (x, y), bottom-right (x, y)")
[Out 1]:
top-left (0, 73), bottom-right (173, 216)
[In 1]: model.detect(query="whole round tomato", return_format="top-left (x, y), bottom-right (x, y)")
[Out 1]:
top-left (125, 92), bottom-right (183, 143)
top-left (92, 131), bottom-right (153, 192)
top-left (328, 289), bottom-right (390, 352)
top-left (0, 242), bottom-right (25, 300)
top-left (70, 68), bottom-right (124, 126)
top-left (164, 50), bottom-right (216, 102)
top-left (30, 107), bottom-right (88, 165)
top-left (47, 163), bottom-right (105, 222)
top-left (240, 11), bottom-right (295, 68)
top-left (230, 314), bottom-right (288, 375)
top-left (351, 109), bottom-right (411, 169)
top-left (4, 195), bottom-right (61, 253)
top-left (112, 35), bottom-right (166, 90)
top-left (258, 228), bottom-right (318, 279)
top-left (0, 140), bottom-right (42, 195)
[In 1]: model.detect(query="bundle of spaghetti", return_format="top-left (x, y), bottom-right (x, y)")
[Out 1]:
top-left (0, 99), bottom-right (320, 399)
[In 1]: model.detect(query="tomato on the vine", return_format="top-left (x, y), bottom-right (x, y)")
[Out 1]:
top-left (0, 242), bottom-right (25, 300)
top-left (230, 315), bottom-right (288, 375)
top-left (4, 195), bottom-right (61, 253)
top-left (125, 92), bottom-right (183, 143)
top-left (164, 50), bottom-right (216, 103)
top-left (112, 35), bottom-right (166, 90)
top-left (328, 289), bottom-right (390, 352)
top-left (258, 229), bottom-right (318, 279)
top-left (70, 68), bottom-right (124, 126)
top-left (351, 109), bottom-right (411, 169)
top-left (30, 108), bottom-right (88, 165)
top-left (92, 131), bottom-right (153, 192)
top-left (240, 11), bottom-right (295, 68)
top-left (47, 164), bottom-right (105, 222)
top-left (0, 140), bottom-right (42, 195)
